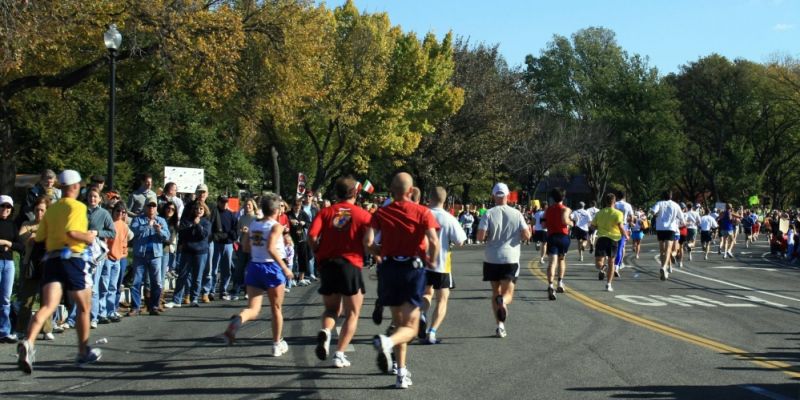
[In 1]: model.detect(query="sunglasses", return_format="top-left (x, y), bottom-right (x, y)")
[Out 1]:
top-left (147, 204), bottom-right (158, 208)
top-left (167, 207), bottom-right (176, 211)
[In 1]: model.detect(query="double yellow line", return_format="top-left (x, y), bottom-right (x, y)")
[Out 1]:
top-left (527, 260), bottom-right (800, 379)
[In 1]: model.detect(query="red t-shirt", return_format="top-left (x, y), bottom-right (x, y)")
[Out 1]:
top-left (371, 201), bottom-right (439, 259)
top-left (545, 203), bottom-right (569, 236)
top-left (308, 201), bottom-right (372, 268)
top-left (278, 213), bottom-right (289, 230)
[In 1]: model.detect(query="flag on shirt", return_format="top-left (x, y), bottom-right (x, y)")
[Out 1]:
top-left (363, 179), bottom-right (375, 194)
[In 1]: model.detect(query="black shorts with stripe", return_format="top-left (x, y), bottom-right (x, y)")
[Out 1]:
top-left (482, 262), bottom-right (519, 283)
top-left (318, 258), bottom-right (365, 296)
top-left (426, 270), bottom-right (454, 290)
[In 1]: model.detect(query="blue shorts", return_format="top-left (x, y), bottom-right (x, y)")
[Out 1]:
top-left (631, 231), bottom-right (644, 241)
top-left (546, 233), bottom-right (571, 256)
top-left (377, 258), bottom-right (426, 308)
top-left (244, 261), bottom-right (286, 290)
top-left (41, 257), bottom-right (92, 291)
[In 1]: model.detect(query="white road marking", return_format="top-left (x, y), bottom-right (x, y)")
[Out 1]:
top-left (675, 269), bottom-right (800, 303)
top-left (712, 266), bottom-right (778, 272)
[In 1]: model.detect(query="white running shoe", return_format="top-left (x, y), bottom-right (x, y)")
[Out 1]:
top-left (40, 332), bottom-right (55, 341)
top-left (704, 254), bottom-right (708, 260)
top-left (373, 335), bottom-right (393, 373)
top-left (580, 254), bottom-right (584, 262)
top-left (396, 371), bottom-right (413, 389)
top-left (688, 252), bottom-right (693, 261)
top-left (678, 261), bottom-right (683, 268)
top-left (333, 352), bottom-right (351, 368)
top-left (272, 339), bottom-right (289, 357)
top-left (668, 265), bottom-right (673, 274)
top-left (539, 257), bottom-right (545, 264)
top-left (315, 329), bottom-right (331, 361)
top-left (496, 327), bottom-right (507, 338)
top-left (606, 283), bottom-right (614, 292)
top-left (164, 302), bottom-right (179, 309)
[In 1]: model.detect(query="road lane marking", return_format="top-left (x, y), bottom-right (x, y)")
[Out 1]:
top-left (526, 260), bottom-right (800, 379)
top-left (713, 266), bottom-right (778, 272)
top-left (674, 269), bottom-right (800, 303)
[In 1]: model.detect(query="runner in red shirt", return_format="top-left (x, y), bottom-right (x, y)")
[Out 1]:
top-left (367, 172), bottom-right (440, 389)
top-left (308, 177), bottom-right (373, 368)
top-left (544, 187), bottom-right (573, 300)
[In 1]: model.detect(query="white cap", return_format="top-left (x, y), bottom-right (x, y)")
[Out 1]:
top-left (492, 182), bottom-right (510, 197)
top-left (58, 170), bottom-right (82, 186)
top-left (196, 183), bottom-right (208, 193)
top-left (0, 195), bottom-right (13, 207)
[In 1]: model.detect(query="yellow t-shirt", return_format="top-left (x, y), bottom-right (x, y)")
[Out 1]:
top-left (36, 197), bottom-right (89, 253)
top-left (593, 207), bottom-right (624, 241)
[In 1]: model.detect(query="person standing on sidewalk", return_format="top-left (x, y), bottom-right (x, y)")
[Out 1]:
top-left (129, 197), bottom-right (170, 316)
top-left (18, 170), bottom-right (101, 374)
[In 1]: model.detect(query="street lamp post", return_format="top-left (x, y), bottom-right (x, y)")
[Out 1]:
top-left (104, 24), bottom-right (122, 191)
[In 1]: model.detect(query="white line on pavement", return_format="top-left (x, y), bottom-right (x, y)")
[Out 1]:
top-left (675, 269), bottom-right (800, 303)
top-left (712, 266), bottom-right (777, 272)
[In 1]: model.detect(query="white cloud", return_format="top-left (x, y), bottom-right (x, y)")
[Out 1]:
top-left (773, 23), bottom-right (795, 31)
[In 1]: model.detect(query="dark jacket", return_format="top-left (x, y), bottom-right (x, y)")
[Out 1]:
top-left (0, 219), bottom-right (23, 260)
top-left (179, 218), bottom-right (211, 254)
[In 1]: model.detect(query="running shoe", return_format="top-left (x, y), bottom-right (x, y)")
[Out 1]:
top-left (556, 283), bottom-right (565, 294)
top-left (727, 251), bottom-right (734, 258)
top-left (539, 257), bottom-right (545, 264)
top-left (688, 252), bottom-right (693, 261)
top-left (391, 361), bottom-right (398, 375)
top-left (598, 269), bottom-right (606, 281)
top-left (660, 268), bottom-right (668, 281)
top-left (164, 302), bottom-right (179, 309)
top-left (373, 334), bottom-right (393, 373)
top-left (679, 261), bottom-right (684, 268)
top-left (333, 352), bottom-right (351, 368)
top-left (495, 295), bottom-right (507, 322)
top-left (418, 313), bottom-right (428, 339)
top-left (606, 284), bottom-right (614, 292)
top-left (426, 331), bottom-right (440, 344)
top-left (614, 270), bottom-right (620, 278)
top-left (547, 287), bottom-right (557, 301)
top-left (90, 320), bottom-right (98, 329)
top-left (704, 254), bottom-right (708, 260)
top-left (316, 329), bottom-right (331, 360)
top-left (396, 371), bottom-right (413, 389)
top-left (272, 339), bottom-right (289, 357)
top-left (76, 347), bottom-right (102, 367)
top-left (17, 339), bottom-right (34, 374)
top-left (668, 265), bottom-right (673, 274)
top-left (1, 333), bottom-right (18, 343)
top-left (580, 254), bottom-right (584, 262)
top-left (495, 327), bottom-right (507, 338)
top-left (223, 316), bottom-right (242, 346)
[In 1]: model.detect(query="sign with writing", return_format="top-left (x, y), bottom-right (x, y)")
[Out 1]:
top-left (164, 167), bottom-right (204, 194)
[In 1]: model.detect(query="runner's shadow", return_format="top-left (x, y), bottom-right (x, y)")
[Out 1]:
top-left (568, 383), bottom-right (799, 399)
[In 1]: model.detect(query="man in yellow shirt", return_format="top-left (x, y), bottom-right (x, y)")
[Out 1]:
top-left (591, 193), bottom-right (629, 292)
top-left (18, 170), bottom-right (101, 374)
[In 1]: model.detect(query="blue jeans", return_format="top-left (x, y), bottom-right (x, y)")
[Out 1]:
top-left (172, 252), bottom-right (208, 304)
top-left (114, 257), bottom-right (128, 309)
top-left (161, 252), bottom-right (176, 284)
top-left (90, 259), bottom-right (104, 322)
top-left (208, 243), bottom-right (234, 295)
top-left (131, 256), bottom-right (162, 312)
top-left (232, 249), bottom-right (249, 295)
top-left (99, 259), bottom-right (120, 318)
top-left (0, 260), bottom-right (14, 336)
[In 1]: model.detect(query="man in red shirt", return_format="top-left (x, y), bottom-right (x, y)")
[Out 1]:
top-left (308, 177), bottom-right (373, 369)
top-left (544, 187), bottom-right (573, 301)
top-left (368, 172), bottom-right (440, 389)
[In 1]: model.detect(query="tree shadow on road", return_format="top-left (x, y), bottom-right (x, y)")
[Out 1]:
top-left (568, 383), bottom-right (798, 399)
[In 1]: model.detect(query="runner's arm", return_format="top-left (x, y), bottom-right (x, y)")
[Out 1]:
top-left (268, 223), bottom-right (293, 280)
top-left (425, 227), bottom-right (440, 269)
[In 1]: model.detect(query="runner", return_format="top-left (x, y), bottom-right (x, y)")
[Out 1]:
top-left (586, 201), bottom-right (600, 253)
top-left (591, 193), bottom-right (629, 292)
top-left (651, 191), bottom-right (683, 281)
top-left (533, 203), bottom-right (548, 263)
top-left (308, 177), bottom-right (373, 368)
top-left (368, 172), bottom-right (440, 389)
top-left (570, 202), bottom-right (592, 262)
top-left (613, 191), bottom-right (633, 275)
top-left (17, 170), bottom-right (101, 374)
top-left (717, 203), bottom-right (741, 259)
top-left (630, 210), bottom-right (644, 259)
top-left (544, 188), bottom-right (572, 300)
top-left (684, 203), bottom-right (701, 261)
top-left (222, 196), bottom-right (295, 357)
top-left (675, 204), bottom-right (689, 269)
top-left (477, 183), bottom-right (530, 338)
top-left (741, 209), bottom-right (756, 248)
top-left (422, 187), bottom-right (467, 344)
top-left (699, 207), bottom-right (718, 260)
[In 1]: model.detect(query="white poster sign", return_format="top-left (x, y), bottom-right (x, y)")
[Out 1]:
top-left (164, 167), bottom-right (204, 193)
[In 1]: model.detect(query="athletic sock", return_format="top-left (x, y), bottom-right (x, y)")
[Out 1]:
top-left (497, 322), bottom-right (505, 330)
top-left (398, 367), bottom-right (408, 376)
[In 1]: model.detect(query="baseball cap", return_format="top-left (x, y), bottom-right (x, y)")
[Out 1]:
top-left (492, 182), bottom-right (509, 197)
top-left (41, 169), bottom-right (56, 179)
top-left (0, 195), bottom-right (13, 207)
top-left (196, 183), bottom-right (208, 193)
top-left (105, 190), bottom-right (120, 201)
top-left (217, 194), bottom-right (229, 202)
top-left (58, 170), bottom-right (82, 186)
top-left (145, 194), bottom-right (158, 206)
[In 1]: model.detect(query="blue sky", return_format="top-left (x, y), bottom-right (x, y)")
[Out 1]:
top-left (327, 0), bottom-right (799, 74)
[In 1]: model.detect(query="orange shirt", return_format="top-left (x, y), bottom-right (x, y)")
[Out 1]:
top-left (108, 220), bottom-right (129, 261)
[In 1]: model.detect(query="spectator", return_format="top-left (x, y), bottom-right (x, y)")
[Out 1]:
top-left (159, 182), bottom-right (184, 220)
top-left (128, 197), bottom-right (170, 316)
top-left (168, 202), bottom-right (211, 308)
top-left (16, 169), bottom-right (61, 226)
top-left (158, 201), bottom-right (180, 303)
top-left (0, 195), bottom-right (24, 343)
top-left (15, 197), bottom-right (53, 339)
top-left (232, 198), bottom-right (259, 300)
top-left (106, 203), bottom-right (129, 323)
top-left (127, 173), bottom-right (156, 218)
top-left (287, 199), bottom-right (312, 286)
top-left (85, 188), bottom-right (115, 328)
top-left (208, 195), bottom-right (238, 301)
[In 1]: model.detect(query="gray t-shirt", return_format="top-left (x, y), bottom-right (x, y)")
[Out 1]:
top-left (479, 205), bottom-right (529, 264)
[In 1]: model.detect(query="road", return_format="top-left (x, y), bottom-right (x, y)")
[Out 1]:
top-left (2, 236), bottom-right (799, 399)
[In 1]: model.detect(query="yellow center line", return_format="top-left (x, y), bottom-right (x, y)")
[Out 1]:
top-left (527, 260), bottom-right (800, 379)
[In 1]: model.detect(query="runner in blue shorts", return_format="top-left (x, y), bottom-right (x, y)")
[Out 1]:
top-left (223, 196), bottom-right (294, 357)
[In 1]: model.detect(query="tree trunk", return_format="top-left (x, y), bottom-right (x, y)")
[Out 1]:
top-left (0, 101), bottom-right (15, 194)
top-left (270, 145), bottom-right (280, 196)
top-left (462, 182), bottom-right (471, 204)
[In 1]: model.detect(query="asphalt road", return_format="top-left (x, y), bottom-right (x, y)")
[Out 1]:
top-left (1, 235), bottom-right (799, 399)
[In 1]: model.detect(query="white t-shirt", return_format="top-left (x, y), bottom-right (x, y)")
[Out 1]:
top-left (248, 219), bottom-right (278, 263)
top-left (534, 210), bottom-right (546, 231)
top-left (571, 209), bottom-right (592, 231)
top-left (479, 205), bottom-right (530, 264)
top-left (685, 210), bottom-right (701, 229)
top-left (431, 207), bottom-right (467, 274)
top-left (652, 200), bottom-right (684, 232)
top-left (699, 215), bottom-right (718, 232)
top-left (587, 207), bottom-right (599, 219)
